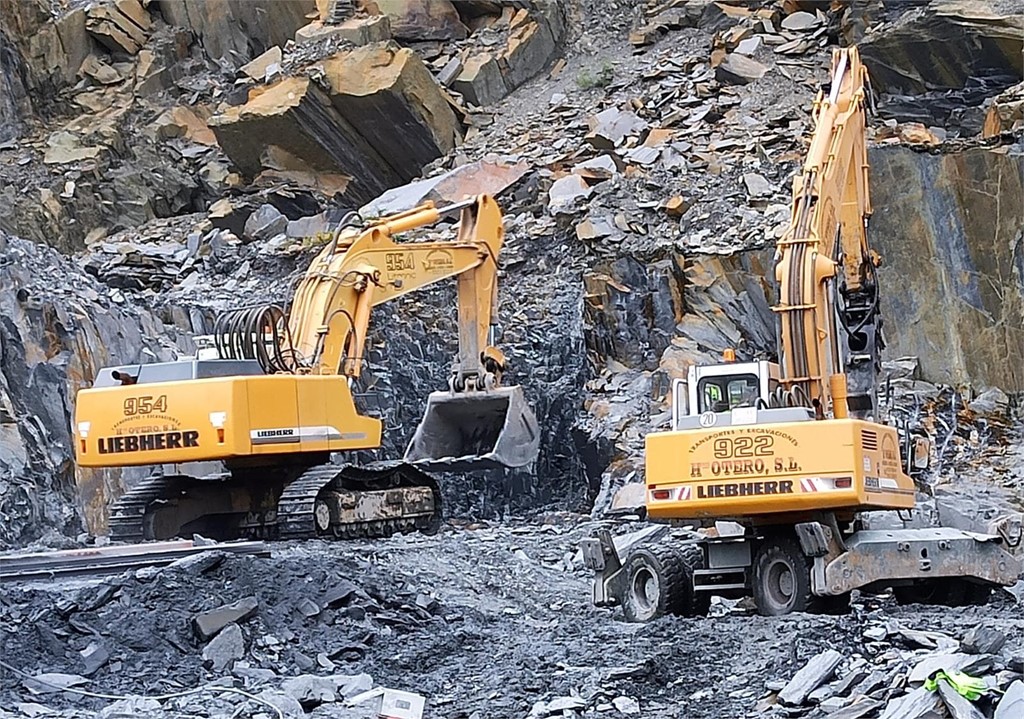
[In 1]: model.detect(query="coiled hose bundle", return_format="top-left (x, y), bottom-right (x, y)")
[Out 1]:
top-left (213, 304), bottom-right (306, 374)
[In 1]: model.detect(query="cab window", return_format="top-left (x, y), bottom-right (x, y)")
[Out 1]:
top-left (698, 374), bottom-right (760, 412)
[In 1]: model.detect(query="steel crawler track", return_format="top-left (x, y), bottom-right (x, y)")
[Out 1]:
top-left (107, 474), bottom-right (191, 543)
top-left (105, 461), bottom-right (442, 543)
top-left (278, 462), bottom-right (443, 539)
top-left (0, 540), bottom-right (268, 582)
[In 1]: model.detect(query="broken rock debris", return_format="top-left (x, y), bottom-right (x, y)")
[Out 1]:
top-left (192, 595), bottom-right (259, 640)
top-left (778, 649), bottom-right (843, 705)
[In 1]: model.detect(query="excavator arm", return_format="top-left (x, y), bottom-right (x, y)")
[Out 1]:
top-left (287, 195), bottom-right (505, 391)
top-left (774, 47), bottom-right (882, 420)
top-left (210, 193), bottom-right (539, 471)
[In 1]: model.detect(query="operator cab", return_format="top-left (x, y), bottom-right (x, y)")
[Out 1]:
top-left (670, 355), bottom-right (814, 431)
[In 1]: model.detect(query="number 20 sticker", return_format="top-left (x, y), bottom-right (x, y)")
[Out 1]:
top-left (699, 411), bottom-right (717, 428)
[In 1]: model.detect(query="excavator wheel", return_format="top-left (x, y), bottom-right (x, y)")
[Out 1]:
top-left (752, 535), bottom-right (815, 616)
top-left (620, 544), bottom-right (691, 623)
top-left (668, 544), bottom-right (711, 617)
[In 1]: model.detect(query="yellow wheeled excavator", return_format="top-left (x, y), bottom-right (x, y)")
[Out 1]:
top-left (582, 47), bottom-right (1021, 618)
top-left (73, 195), bottom-right (540, 542)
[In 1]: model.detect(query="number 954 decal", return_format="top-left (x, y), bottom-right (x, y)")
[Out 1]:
top-left (123, 395), bottom-right (168, 416)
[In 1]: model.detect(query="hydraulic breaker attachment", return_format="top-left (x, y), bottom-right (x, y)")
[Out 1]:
top-left (404, 385), bottom-right (540, 471)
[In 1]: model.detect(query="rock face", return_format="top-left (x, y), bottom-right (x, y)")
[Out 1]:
top-left (861, 2), bottom-right (1023, 95)
top-left (453, 53), bottom-right (507, 107)
top-left (0, 28), bottom-right (31, 141)
top-left (317, 43), bottom-right (460, 180)
top-left (85, 0), bottom-right (152, 55)
top-left (0, 236), bottom-right (191, 547)
top-left (861, 1), bottom-right (1023, 130)
top-left (0, 0), bottom-right (94, 99)
top-left (370, 0), bottom-right (468, 41)
top-left (984, 81), bottom-right (1024, 136)
top-left (295, 14), bottom-right (392, 46)
top-left (584, 250), bottom-right (778, 514)
top-left (499, 5), bottom-right (564, 90)
top-left (869, 144), bottom-right (1024, 392)
top-left (211, 43), bottom-right (460, 206)
top-left (360, 247), bottom-right (591, 516)
top-left (156, 0), bottom-right (317, 64)
top-left (583, 256), bottom-right (686, 372)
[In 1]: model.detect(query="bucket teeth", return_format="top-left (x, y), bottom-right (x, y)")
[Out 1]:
top-left (404, 385), bottom-right (540, 471)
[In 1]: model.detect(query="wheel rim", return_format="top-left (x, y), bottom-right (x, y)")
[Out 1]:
top-left (314, 500), bottom-right (332, 533)
top-left (765, 558), bottom-right (796, 610)
top-left (631, 565), bottom-right (659, 616)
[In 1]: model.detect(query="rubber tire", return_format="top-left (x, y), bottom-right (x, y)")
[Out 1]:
top-left (753, 536), bottom-right (815, 616)
top-left (620, 545), bottom-right (688, 623)
top-left (669, 544), bottom-right (711, 617)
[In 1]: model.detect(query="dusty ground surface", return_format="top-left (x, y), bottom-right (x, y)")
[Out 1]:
top-left (2, 511), bottom-right (1023, 719)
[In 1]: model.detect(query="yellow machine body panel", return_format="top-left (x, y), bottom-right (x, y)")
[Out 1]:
top-left (645, 417), bottom-right (915, 521)
top-left (74, 375), bottom-right (382, 468)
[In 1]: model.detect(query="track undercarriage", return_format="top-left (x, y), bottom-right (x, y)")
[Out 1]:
top-left (107, 461), bottom-right (442, 543)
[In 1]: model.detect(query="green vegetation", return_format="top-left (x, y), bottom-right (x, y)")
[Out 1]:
top-left (576, 61), bottom-right (615, 90)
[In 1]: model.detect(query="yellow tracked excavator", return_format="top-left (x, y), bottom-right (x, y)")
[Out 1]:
top-left (73, 195), bottom-right (540, 542)
top-left (582, 47), bottom-right (1021, 618)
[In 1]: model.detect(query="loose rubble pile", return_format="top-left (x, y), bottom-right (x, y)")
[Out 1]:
top-left (2, 520), bottom-right (1023, 718)
top-left (0, 540), bottom-right (450, 718)
top-left (754, 619), bottom-right (1024, 719)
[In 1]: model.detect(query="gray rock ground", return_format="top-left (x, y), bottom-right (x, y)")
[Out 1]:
top-left (2, 516), bottom-right (1022, 719)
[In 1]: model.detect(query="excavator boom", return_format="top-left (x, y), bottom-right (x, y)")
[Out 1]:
top-left (774, 47), bottom-right (881, 419)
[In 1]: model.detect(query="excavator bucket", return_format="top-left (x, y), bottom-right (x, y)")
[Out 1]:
top-left (404, 385), bottom-right (540, 471)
